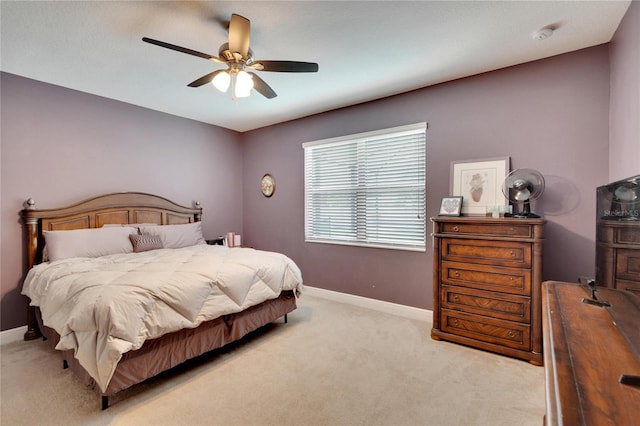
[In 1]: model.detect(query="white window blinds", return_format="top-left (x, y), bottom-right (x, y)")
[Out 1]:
top-left (303, 122), bottom-right (426, 251)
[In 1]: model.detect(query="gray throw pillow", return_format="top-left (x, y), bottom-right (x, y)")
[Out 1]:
top-left (129, 233), bottom-right (163, 253)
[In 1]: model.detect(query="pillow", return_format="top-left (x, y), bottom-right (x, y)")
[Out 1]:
top-left (129, 233), bottom-right (163, 253)
top-left (138, 222), bottom-right (206, 249)
top-left (43, 226), bottom-right (138, 262)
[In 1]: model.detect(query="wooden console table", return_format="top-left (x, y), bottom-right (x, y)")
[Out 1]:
top-left (542, 281), bottom-right (640, 425)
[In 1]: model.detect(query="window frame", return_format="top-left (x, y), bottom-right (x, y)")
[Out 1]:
top-left (303, 122), bottom-right (427, 252)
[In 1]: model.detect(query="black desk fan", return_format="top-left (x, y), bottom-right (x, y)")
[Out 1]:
top-left (502, 169), bottom-right (545, 218)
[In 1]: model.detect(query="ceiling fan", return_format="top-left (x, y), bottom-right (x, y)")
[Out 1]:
top-left (142, 14), bottom-right (319, 99)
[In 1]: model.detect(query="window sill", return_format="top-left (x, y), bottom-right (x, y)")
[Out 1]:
top-left (304, 238), bottom-right (426, 252)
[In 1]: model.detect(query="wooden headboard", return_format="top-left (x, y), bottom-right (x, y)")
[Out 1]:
top-left (20, 192), bottom-right (202, 340)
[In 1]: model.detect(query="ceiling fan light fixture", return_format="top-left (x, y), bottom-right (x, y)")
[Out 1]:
top-left (234, 70), bottom-right (254, 98)
top-left (212, 71), bottom-right (231, 92)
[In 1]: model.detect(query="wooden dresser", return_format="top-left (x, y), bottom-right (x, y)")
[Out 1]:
top-left (431, 216), bottom-right (545, 365)
top-left (542, 281), bottom-right (640, 425)
top-left (596, 220), bottom-right (640, 294)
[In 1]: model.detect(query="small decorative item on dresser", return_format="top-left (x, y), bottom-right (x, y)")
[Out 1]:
top-left (438, 196), bottom-right (463, 216)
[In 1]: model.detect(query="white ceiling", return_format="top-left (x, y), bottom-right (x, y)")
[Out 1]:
top-left (1, 1), bottom-right (631, 132)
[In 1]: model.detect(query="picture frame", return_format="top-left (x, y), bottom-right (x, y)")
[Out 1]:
top-left (438, 196), bottom-right (463, 216)
top-left (450, 157), bottom-right (510, 215)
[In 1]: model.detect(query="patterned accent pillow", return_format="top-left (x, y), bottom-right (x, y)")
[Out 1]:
top-left (129, 233), bottom-right (163, 253)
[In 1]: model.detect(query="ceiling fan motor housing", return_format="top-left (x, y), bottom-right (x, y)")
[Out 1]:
top-left (218, 43), bottom-right (254, 64)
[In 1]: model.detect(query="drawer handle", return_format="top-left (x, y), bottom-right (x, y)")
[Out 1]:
top-left (452, 295), bottom-right (460, 302)
top-left (510, 250), bottom-right (516, 257)
top-left (453, 271), bottom-right (460, 278)
top-left (508, 331), bottom-right (515, 338)
top-left (451, 318), bottom-right (458, 326)
top-left (452, 226), bottom-right (459, 232)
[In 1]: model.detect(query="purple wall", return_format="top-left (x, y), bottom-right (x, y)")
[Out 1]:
top-left (1, 73), bottom-right (243, 330)
top-left (2, 9), bottom-right (637, 331)
top-left (242, 46), bottom-right (611, 309)
top-left (609, 0), bottom-right (639, 181)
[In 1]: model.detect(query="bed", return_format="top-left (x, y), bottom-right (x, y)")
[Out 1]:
top-left (20, 192), bottom-right (302, 409)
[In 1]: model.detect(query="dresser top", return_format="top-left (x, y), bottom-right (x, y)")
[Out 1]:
top-left (432, 216), bottom-right (546, 225)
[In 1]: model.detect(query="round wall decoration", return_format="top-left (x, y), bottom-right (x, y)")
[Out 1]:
top-left (261, 174), bottom-right (276, 197)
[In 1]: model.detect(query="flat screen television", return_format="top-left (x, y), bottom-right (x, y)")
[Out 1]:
top-left (596, 175), bottom-right (640, 221)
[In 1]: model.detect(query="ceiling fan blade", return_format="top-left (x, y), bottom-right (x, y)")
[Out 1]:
top-left (228, 14), bottom-right (250, 58)
top-left (249, 73), bottom-right (277, 99)
top-left (252, 61), bottom-right (319, 73)
top-left (142, 37), bottom-right (224, 63)
top-left (188, 70), bottom-right (226, 88)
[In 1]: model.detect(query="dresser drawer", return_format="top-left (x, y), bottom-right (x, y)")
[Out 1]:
top-left (442, 261), bottom-right (531, 295)
top-left (597, 223), bottom-right (640, 245)
top-left (441, 309), bottom-right (531, 351)
top-left (442, 285), bottom-right (531, 323)
top-left (441, 238), bottom-right (531, 268)
top-left (616, 280), bottom-right (640, 294)
top-left (616, 249), bottom-right (640, 283)
top-left (617, 228), bottom-right (640, 244)
top-left (439, 221), bottom-right (533, 238)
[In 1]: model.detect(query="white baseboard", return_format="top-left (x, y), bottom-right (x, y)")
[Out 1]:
top-left (0, 325), bottom-right (28, 346)
top-left (303, 286), bottom-right (432, 322)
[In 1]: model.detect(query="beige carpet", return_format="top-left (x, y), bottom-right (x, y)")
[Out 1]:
top-left (1, 294), bottom-right (545, 426)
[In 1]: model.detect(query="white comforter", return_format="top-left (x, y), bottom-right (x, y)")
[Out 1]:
top-left (22, 245), bottom-right (303, 392)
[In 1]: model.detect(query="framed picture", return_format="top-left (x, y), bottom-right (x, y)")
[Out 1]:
top-left (450, 157), bottom-right (510, 215)
top-left (439, 196), bottom-right (463, 216)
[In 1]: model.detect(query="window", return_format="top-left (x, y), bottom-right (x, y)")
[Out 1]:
top-left (303, 122), bottom-right (426, 251)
